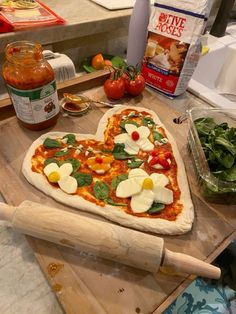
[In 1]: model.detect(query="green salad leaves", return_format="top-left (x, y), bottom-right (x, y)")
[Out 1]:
top-left (195, 117), bottom-right (236, 182)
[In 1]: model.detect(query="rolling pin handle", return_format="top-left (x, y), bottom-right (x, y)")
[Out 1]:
top-left (163, 248), bottom-right (221, 280)
top-left (0, 202), bottom-right (16, 222)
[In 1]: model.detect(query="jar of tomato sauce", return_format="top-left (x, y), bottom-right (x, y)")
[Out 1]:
top-left (2, 41), bottom-right (60, 131)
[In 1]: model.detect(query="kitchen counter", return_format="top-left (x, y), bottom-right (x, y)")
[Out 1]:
top-left (0, 87), bottom-right (229, 314)
top-left (0, 0), bottom-right (131, 98)
top-left (0, 0), bottom-right (131, 52)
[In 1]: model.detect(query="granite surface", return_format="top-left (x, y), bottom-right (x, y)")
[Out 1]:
top-left (0, 193), bottom-right (63, 314)
top-left (0, 0), bottom-right (131, 53)
top-left (0, 0), bottom-right (131, 98)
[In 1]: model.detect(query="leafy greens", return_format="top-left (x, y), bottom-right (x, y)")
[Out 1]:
top-left (194, 117), bottom-right (236, 182)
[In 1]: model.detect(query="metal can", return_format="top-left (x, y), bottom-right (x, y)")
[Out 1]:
top-left (2, 41), bottom-right (60, 131)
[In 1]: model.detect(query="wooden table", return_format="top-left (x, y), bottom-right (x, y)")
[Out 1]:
top-left (0, 71), bottom-right (235, 314)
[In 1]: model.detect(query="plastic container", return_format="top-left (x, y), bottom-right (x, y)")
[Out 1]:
top-left (187, 108), bottom-right (236, 204)
top-left (2, 41), bottom-right (60, 131)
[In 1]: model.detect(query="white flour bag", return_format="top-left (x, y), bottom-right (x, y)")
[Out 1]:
top-left (141, 0), bottom-right (213, 97)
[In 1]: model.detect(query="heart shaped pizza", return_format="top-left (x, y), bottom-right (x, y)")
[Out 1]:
top-left (22, 106), bottom-right (194, 235)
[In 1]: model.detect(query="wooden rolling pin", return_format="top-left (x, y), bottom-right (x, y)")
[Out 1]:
top-left (0, 200), bottom-right (221, 279)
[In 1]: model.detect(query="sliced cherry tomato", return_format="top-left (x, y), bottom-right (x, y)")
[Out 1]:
top-left (127, 74), bottom-right (145, 96)
top-left (91, 53), bottom-right (105, 70)
top-left (149, 149), bottom-right (172, 169)
top-left (104, 76), bottom-right (125, 100)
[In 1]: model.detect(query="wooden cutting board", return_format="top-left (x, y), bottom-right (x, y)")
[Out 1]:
top-left (0, 71), bottom-right (235, 314)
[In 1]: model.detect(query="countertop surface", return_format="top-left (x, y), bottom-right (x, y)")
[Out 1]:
top-left (0, 0), bottom-right (131, 53)
top-left (0, 89), bottom-right (217, 314)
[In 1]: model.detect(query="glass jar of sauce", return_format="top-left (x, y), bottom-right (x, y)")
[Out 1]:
top-left (2, 41), bottom-right (60, 131)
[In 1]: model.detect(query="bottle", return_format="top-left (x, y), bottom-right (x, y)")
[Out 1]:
top-left (2, 41), bottom-right (60, 131)
top-left (210, 0), bottom-right (235, 37)
top-left (126, 0), bottom-right (151, 68)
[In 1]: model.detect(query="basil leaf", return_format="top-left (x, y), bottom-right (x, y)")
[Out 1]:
top-left (63, 158), bottom-right (80, 172)
top-left (44, 158), bottom-right (59, 166)
top-left (111, 174), bottom-right (128, 190)
top-left (146, 203), bottom-right (165, 214)
top-left (120, 120), bottom-right (139, 130)
top-left (153, 131), bottom-right (164, 142)
top-left (54, 150), bottom-right (69, 157)
top-left (195, 117), bottom-right (216, 136)
top-left (63, 134), bottom-right (76, 145)
top-left (73, 172), bottom-right (92, 187)
top-left (142, 116), bottom-right (155, 128)
top-left (112, 143), bottom-right (134, 160)
top-left (101, 149), bottom-right (113, 154)
top-left (93, 181), bottom-right (110, 200)
top-left (127, 111), bottom-right (139, 118)
top-left (127, 159), bottom-right (144, 169)
top-left (106, 198), bottom-right (126, 206)
top-left (224, 165), bottom-right (236, 182)
top-left (43, 138), bottom-right (61, 148)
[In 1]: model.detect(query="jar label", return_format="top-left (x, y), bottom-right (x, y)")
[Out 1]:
top-left (7, 80), bottom-right (59, 124)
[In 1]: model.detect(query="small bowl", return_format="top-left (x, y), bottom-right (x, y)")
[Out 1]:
top-left (60, 95), bottom-right (91, 116)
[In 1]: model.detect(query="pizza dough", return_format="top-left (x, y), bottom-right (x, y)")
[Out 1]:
top-left (22, 106), bottom-right (194, 235)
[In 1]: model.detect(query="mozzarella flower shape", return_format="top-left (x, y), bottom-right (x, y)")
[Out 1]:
top-left (116, 169), bottom-right (173, 213)
top-left (114, 124), bottom-right (154, 155)
top-left (43, 162), bottom-right (77, 194)
top-left (87, 155), bottom-right (114, 174)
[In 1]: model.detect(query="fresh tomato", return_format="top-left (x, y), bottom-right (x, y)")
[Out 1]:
top-left (91, 53), bottom-right (105, 70)
top-left (120, 71), bottom-right (130, 92)
top-left (126, 73), bottom-right (145, 96)
top-left (104, 75), bottom-right (125, 100)
top-left (104, 59), bottom-right (112, 67)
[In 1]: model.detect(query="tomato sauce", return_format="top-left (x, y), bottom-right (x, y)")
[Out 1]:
top-left (32, 109), bottom-right (182, 221)
top-left (2, 41), bottom-right (59, 131)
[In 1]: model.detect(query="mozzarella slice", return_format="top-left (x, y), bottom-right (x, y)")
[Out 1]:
top-left (131, 189), bottom-right (154, 213)
top-left (137, 137), bottom-right (154, 151)
top-left (150, 173), bottom-right (169, 187)
top-left (114, 133), bottom-right (130, 144)
top-left (124, 139), bottom-right (139, 155)
top-left (129, 168), bottom-right (147, 179)
top-left (137, 126), bottom-right (150, 138)
top-left (153, 186), bottom-right (173, 204)
top-left (43, 163), bottom-right (59, 176)
top-left (116, 178), bottom-right (142, 198)
top-left (125, 124), bottom-right (137, 135)
top-left (58, 176), bottom-right (77, 194)
top-left (58, 163), bottom-right (73, 177)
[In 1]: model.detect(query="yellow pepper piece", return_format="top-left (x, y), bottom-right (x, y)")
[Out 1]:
top-left (48, 171), bottom-right (60, 183)
top-left (142, 178), bottom-right (153, 190)
top-left (103, 156), bottom-right (114, 163)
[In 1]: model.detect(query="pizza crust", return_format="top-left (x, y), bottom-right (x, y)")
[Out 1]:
top-left (22, 106), bottom-right (194, 235)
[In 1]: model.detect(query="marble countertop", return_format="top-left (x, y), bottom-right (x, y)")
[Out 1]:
top-left (0, 0), bottom-right (131, 53)
top-left (0, 194), bottom-right (63, 314)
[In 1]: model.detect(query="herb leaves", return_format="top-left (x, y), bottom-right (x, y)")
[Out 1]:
top-left (195, 117), bottom-right (236, 182)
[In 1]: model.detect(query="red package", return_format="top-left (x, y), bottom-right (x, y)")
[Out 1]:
top-left (0, 0), bottom-right (65, 33)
